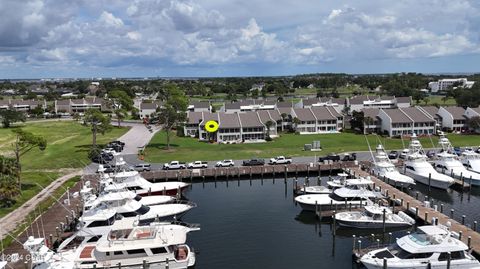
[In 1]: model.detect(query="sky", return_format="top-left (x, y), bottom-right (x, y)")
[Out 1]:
top-left (0, 0), bottom-right (479, 79)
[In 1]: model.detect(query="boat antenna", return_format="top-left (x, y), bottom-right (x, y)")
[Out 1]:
top-left (364, 134), bottom-right (376, 166)
top-left (38, 206), bottom-right (46, 240)
top-left (400, 134), bottom-right (405, 148)
top-left (428, 133), bottom-right (436, 150)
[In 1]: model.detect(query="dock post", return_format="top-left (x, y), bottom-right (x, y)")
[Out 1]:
top-left (440, 204), bottom-right (444, 213)
top-left (315, 201), bottom-right (321, 219)
top-left (462, 215), bottom-right (466, 225)
top-left (468, 236), bottom-right (472, 249)
top-left (400, 198), bottom-right (403, 208)
top-left (358, 240), bottom-right (362, 253)
top-left (303, 184), bottom-right (306, 194)
top-left (190, 170), bottom-right (193, 182)
top-left (415, 207), bottom-right (419, 220)
top-left (474, 221), bottom-right (477, 232)
top-left (450, 209), bottom-right (454, 219)
top-left (306, 176), bottom-right (309, 186)
top-left (284, 165), bottom-right (287, 179)
top-left (294, 178), bottom-right (298, 192)
top-left (415, 191), bottom-right (419, 200)
top-left (446, 252), bottom-right (451, 269)
top-left (383, 258), bottom-right (387, 269)
top-left (349, 203), bottom-right (352, 212)
top-left (406, 201), bottom-right (410, 211)
top-left (330, 200), bottom-right (333, 210)
top-left (118, 262), bottom-right (121, 269)
top-left (166, 258), bottom-right (169, 269)
top-left (295, 164), bottom-right (298, 177)
top-left (352, 235), bottom-right (356, 251)
top-left (425, 212), bottom-right (429, 224)
top-left (333, 210), bottom-right (336, 235)
top-left (382, 208), bottom-right (386, 233)
top-left (250, 167), bottom-right (253, 179)
top-left (317, 176), bottom-right (321, 186)
top-left (428, 173), bottom-right (431, 193)
top-left (459, 231), bottom-right (463, 241)
top-left (143, 260), bottom-right (147, 269)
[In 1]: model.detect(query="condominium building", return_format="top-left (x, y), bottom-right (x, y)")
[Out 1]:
top-left (428, 78), bottom-right (475, 93)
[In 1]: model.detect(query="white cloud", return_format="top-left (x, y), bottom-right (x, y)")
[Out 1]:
top-left (99, 11), bottom-right (124, 28)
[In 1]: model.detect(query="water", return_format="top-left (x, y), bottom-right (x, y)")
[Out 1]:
top-left (180, 177), bottom-right (480, 268)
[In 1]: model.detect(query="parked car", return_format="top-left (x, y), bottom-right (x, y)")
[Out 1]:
top-left (91, 155), bottom-right (108, 164)
top-left (111, 140), bottom-right (125, 147)
top-left (388, 150), bottom-right (399, 159)
top-left (242, 158), bottom-right (265, 166)
top-left (426, 150), bottom-right (436, 158)
top-left (215, 160), bottom-right (235, 167)
top-left (341, 153), bottom-right (356, 161)
top-left (101, 153), bottom-right (114, 161)
top-left (134, 163), bottom-right (151, 172)
top-left (97, 164), bottom-right (115, 173)
top-left (399, 149), bottom-right (410, 159)
top-left (453, 147), bottom-right (462, 156)
top-left (163, 161), bottom-right (186, 170)
top-left (102, 148), bottom-right (116, 154)
top-left (318, 154), bottom-right (340, 163)
top-left (269, 156), bottom-right (292, 165)
top-left (187, 161), bottom-right (209, 169)
top-left (106, 143), bottom-right (123, 152)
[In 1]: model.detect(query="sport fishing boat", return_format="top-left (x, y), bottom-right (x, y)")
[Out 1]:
top-left (403, 134), bottom-right (454, 190)
top-left (461, 149), bottom-right (480, 177)
top-left (432, 135), bottom-right (480, 185)
top-left (371, 145), bottom-right (415, 188)
top-left (25, 222), bottom-right (200, 269)
top-left (334, 205), bottom-right (415, 229)
top-left (360, 225), bottom-right (480, 268)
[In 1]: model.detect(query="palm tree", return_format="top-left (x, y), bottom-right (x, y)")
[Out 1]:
top-left (292, 117), bottom-right (301, 132)
top-left (265, 120), bottom-right (274, 140)
top-left (114, 109), bottom-right (127, 127)
top-left (280, 113), bottom-right (287, 132)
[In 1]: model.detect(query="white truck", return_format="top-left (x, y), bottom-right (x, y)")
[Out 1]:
top-left (162, 161), bottom-right (186, 170)
top-left (269, 156), bottom-right (292, 165)
top-left (215, 159), bottom-right (235, 167)
top-left (187, 161), bottom-right (208, 169)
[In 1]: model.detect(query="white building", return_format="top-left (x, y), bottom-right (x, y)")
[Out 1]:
top-left (428, 78), bottom-right (475, 93)
top-left (378, 107), bottom-right (436, 137)
top-left (437, 106), bottom-right (467, 132)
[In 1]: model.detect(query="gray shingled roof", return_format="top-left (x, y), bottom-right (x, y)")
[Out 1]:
top-left (349, 95), bottom-right (373, 105)
top-left (257, 110), bottom-right (273, 124)
top-left (443, 106), bottom-right (466, 120)
top-left (310, 107), bottom-right (336, 120)
top-left (56, 99), bottom-right (70, 106)
top-left (190, 101), bottom-right (210, 109)
top-left (268, 109), bottom-right (282, 121)
top-left (471, 107), bottom-right (480, 114)
top-left (140, 102), bottom-right (157, 110)
top-left (396, 96), bottom-right (412, 104)
top-left (293, 108), bottom-right (316, 121)
top-left (302, 98), bottom-right (320, 106)
top-left (401, 107), bottom-right (434, 122)
top-left (218, 113), bottom-right (241, 128)
top-left (418, 106), bottom-right (439, 118)
top-left (326, 106), bottom-right (342, 118)
top-left (277, 107), bottom-right (293, 116)
top-left (187, 112), bottom-right (204, 124)
top-left (200, 112), bottom-right (219, 127)
top-left (277, 101), bottom-right (293, 108)
top-left (239, 112), bottom-right (264, 127)
top-left (361, 108), bottom-right (380, 119)
top-left (382, 108), bottom-right (412, 123)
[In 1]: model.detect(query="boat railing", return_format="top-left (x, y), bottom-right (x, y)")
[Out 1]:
top-left (168, 200), bottom-right (197, 208)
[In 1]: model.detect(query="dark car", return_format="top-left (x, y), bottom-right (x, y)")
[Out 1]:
top-left (426, 150), bottom-right (436, 158)
top-left (101, 153), bottom-right (114, 161)
top-left (342, 153), bottom-right (357, 161)
top-left (453, 147), bottom-right (462, 156)
top-left (100, 164), bottom-right (116, 173)
top-left (388, 150), bottom-right (399, 159)
top-left (106, 143), bottom-right (123, 152)
top-left (318, 154), bottom-right (341, 162)
top-left (111, 140), bottom-right (125, 146)
top-left (242, 158), bottom-right (265, 166)
top-left (92, 154), bottom-right (109, 164)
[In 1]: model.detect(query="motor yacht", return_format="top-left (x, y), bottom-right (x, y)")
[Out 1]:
top-left (403, 134), bottom-right (454, 190)
top-left (25, 222), bottom-right (199, 269)
top-left (432, 136), bottom-right (480, 185)
top-left (360, 225), bottom-right (480, 268)
top-left (371, 145), bottom-right (415, 188)
top-left (461, 149), bottom-right (480, 177)
top-left (335, 205), bottom-right (415, 229)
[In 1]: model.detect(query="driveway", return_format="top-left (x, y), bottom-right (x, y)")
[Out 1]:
top-left (117, 123), bottom-right (161, 154)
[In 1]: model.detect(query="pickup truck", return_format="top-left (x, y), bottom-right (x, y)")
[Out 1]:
top-left (215, 160), bottom-right (235, 167)
top-left (269, 156), bottom-right (292, 165)
top-left (163, 161), bottom-right (186, 170)
top-left (187, 161), bottom-right (208, 169)
top-left (318, 154), bottom-right (341, 162)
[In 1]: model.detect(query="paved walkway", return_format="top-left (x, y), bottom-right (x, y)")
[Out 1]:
top-left (117, 123), bottom-right (161, 154)
top-left (0, 169), bottom-right (82, 240)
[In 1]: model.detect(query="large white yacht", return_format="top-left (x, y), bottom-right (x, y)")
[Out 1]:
top-left (335, 205), bottom-right (415, 229)
top-left (461, 149), bottom-right (480, 177)
top-left (432, 136), bottom-right (480, 185)
top-left (371, 145), bottom-right (415, 188)
top-left (25, 222), bottom-right (199, 269)
top-left (403, 134), bottom-right (454, 190)
top-left (360, 225), bottom-right (480, 268)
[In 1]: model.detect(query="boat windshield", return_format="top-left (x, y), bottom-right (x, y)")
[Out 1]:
top-left (387, 244), bottom-right (432, 259)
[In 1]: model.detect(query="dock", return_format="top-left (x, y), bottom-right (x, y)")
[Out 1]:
top-left (350, 166), bottom-right (480, 256)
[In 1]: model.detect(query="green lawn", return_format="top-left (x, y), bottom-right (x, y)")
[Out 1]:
top-left (0, 121), bottom-right (129, 170)
top-left (145, 131), bottom-right (480, 163)
top-left (420, 96), bottom-right (457, 106)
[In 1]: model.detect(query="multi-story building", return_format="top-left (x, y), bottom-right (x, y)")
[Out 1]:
top-left (361, 108), bottom-right (381, 134)
top-left (0, 99), bottom-right (46, 112)
top-left (428, 78), bottom-right (475, 93)
top-left (54, 97), bottom-right (107, 114)
top-left (378, 107), bottom-right (436, 137)
top-left (187, 101), bottom-right (211, 112)
top-left (437, 106), bottom-right (467, 132)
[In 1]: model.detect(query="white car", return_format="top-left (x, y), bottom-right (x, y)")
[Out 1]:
top-left (163, 161), bottom-right (186, 170)
top-left (269, 156), bottom-right (292, 165)
top-left (187, 161), bottom-right (208, 169)
top-left (215, 160), bottom-right (234, 167)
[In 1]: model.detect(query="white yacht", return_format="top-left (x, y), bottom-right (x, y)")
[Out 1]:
top-left (295, 181), bottom-right (381, 212)
top-left (433, 136), bottom-right (480, 185)
top-left (371, 145), bottom-right (415, 188)
top-left (25, 222), bottom-right (199, 269)
top-left (334, 205), bottom-right (415, 229)
top-left (403, 134), bottom-right (454, 190)
top-left (299, 173), bottom-right (350, 195)
top-left (461, 149), bottom-right (480, 177)
top-left (360, 225), bottom-right (480, 268)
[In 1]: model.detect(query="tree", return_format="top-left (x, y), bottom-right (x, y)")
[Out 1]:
top-left (467, 116), bottom-right (480, 132)
top-left (292, 117), bottom-right (301, 132)
top-left (30, 105), bottom-right (44, 118)
top-left (72, 112), bottom-right (81, 121)
top-left (84, 109), bottom-right (112, 148)
top-left (280, 113), bottom-right (287, 132)
top-left (113, 109), bottom-right (127, 127)
top-left (0, 173), bottom-right (20, 207)
top-left (156, 85), bottom-right (188, 149)
top-left (11, 129), bottom-right (47, 188)
top-left (265, 120), bottom-right (273, 141)
top-left (25, 91), bottom-right (37, 100)
top-left (0, 109), bottom-right (26, 128)
top-left (349, 111), bottom-right (365, 133)
top-left (109, 90), bottom-right (134, 111)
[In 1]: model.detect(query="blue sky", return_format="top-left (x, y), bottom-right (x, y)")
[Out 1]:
top-left (0, 0), bottom-right (479, 78)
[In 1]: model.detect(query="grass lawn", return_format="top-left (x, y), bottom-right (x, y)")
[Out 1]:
top-left (421, 96), bottom-right (457, 106)
top-left (145, 131), bottom-right (480, 163)
top-left (0, 121), bottom-right (129, 170)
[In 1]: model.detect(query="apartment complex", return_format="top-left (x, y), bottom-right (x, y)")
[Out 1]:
top-left (378, 107), bottom-right (436, 137)
top-left (0, 99), bottom-right (46, 111)
top-left (298, 95), bottom-right (411, 112)
top-left (428, 78), bottom-right (475, 93)
top-left (54, 97), bottom-right (108, 114)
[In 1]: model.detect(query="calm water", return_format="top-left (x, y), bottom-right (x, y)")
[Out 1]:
top-left (180, 177), bottom-right (480, 268)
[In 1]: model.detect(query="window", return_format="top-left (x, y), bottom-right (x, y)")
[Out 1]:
top-left (151, 247), bottom-right (168, 254)
top-left (439, 251), bottom-right (466, 261)
top-left (126, 249), bottom-right (146, 255)
top-left (406, 166), bottom-right (415, 171)
top-left (87, 236), bottom-right (101, 243)
top-left (114, 251), bottom-right (123, 256)
top-left (136, 205), bottom-right (150, 215)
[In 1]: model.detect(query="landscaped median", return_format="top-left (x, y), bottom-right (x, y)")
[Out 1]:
top-left (145, 131), bottom-right (480, 163)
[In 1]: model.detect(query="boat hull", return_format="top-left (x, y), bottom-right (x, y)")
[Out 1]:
top-left (336, 219), bottom-right (411, 229)
top-left (404, 170), bottom-right (452, 190)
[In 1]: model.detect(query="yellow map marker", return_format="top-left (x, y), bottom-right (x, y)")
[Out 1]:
top-left (205, 120), bottom-right (219, 133)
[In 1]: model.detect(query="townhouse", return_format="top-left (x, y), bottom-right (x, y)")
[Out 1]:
top-left (0, 99), bottom-right (46, 112)
top-left (437, 106), bottom-right (467, 132)
top-left (299, 97), bottom-right (346, 112)
top-left (139, 101), bottom-right (164, 119)
top-left (349, 95), bottom-right (411, 112)
top-left (361, 108), bottom-right (381, 134)
top-left (378, 107), bottom-right (436, 137)
top-left (55, 97), bottom-right (107, 114)
top-left (187, 101), bottom-right (211, 112)
top-left (464, 106), bottom-right (480, 120)
top-left (291, 107), bottom-right (342, 134)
